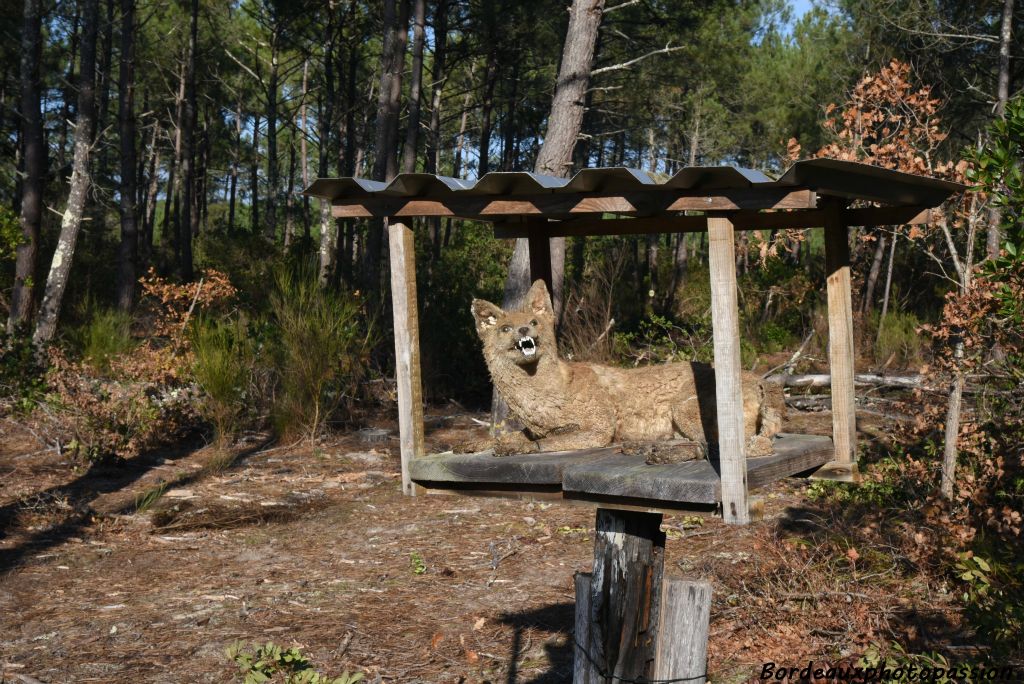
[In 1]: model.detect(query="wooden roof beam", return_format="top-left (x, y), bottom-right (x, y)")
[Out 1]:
top-left (331, 188), bottom-right (816, 218)
top-left (493, 205), bottom-right (935, 238)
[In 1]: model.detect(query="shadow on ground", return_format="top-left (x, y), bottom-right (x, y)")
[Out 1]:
top-left (0, 434), bottom-right (275, 573)
top-left (499, 601), bottom-right (576, 684)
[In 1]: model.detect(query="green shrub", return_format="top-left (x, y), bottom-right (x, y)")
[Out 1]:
top-left (269, 267), bottom-right (373, 440)
top-left (0, 330), bottom-right (47, 411)
top-left (872, 310), bottom-right (924, 368)
top-left (226, 641), bottom-right (364, 684)
top-left (75, 308), bottom-right (136, 374)
top-left (190, 316), bottom-right (258, 444)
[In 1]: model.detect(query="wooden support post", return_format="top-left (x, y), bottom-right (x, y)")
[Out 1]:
top-left (583, 508), bottom-right (666, 683)
top-left (526, 220), bottom-right (553, 294)
top-left (823, 201), bottom-right (857, 467)
top-left (707, 214), bottom-right (749, 525)
top-left (387, 218), bottom-right (425, 496)
top-left (574, 572), bottom-right (600, 683)
top-left (653, 579), bottom-right (712, 682)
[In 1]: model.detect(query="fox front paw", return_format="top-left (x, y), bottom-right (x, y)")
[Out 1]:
top-left (492, 432), bottom-right (537, 457)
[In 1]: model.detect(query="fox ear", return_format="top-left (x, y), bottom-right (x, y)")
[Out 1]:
top-left (471, 299), bottom-right (503, 331)
top-left (525, 280), bottom-right (553, 317)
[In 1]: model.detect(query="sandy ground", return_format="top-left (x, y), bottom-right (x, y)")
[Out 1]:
top-left (0, 409), bottom-right (964, 683)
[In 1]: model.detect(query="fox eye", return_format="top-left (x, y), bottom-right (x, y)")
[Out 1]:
top-left (501, 325), bottom-right (512, 333)
top-left (530, 319), bottom-right (538, 326)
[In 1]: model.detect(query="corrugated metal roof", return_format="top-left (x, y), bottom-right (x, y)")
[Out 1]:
top-left (304, 159), bottom-right (964, 208)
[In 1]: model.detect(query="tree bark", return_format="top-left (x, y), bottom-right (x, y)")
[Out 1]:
top-left (8, 0), bottom-right (46, 332)
top-left (363, 0), bottom-right (410, 294)
top-left (300, 57), bottom-right (311, 240)
top-left (92, 0), bottom-right (115, 178)
top-left (229, 103), bottom-right (241, 232)
top-left (401, 0), bottom-right (426, 174)
top-left (250, 112), bottom-right (260, 234)
top-left (318, 26), bottom-right (338, 285)
top-left (142, 122), bottom-right (160, 265)
top-left (986, 0), bottom-right (1014, 259)
top-left (424, 0), bottom-right (448, 175)
top-left (34, 0), bottom-right (100, 345)
top-left (115, 0), bottom-right (138, 311)
top-left (494, 0), bottom-right (605, 425)
top-left (178, 0), bottom-right (198, 280)
top-left (876, 229), bottom-right (897, 345)
top-left (264, 40), bottom-right (280, 241)
top-left (478, 48), bottom-right (499, 176)
top-left (502, 0), bottom-right (605, 312)
top-left (862, 231), bottom-right (887, 315)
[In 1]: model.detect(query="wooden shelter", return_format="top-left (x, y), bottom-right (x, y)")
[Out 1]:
top-left (307, 159), bottom-right (962, 681)
top-left (306, 159), bottom-right (962, 524)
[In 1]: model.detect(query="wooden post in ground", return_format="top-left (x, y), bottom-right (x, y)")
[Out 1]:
top-left (573, 572), bottom-right (600, 683)
top-left (653, 579), bottom-right (712, 682)
top-left (578, 508), bottom-right (665, 683)
top-left (707, 214), bottom-right (749, 525)
top-left (387, 218), bottom-right (425, 496)
top-left (823, 200), bottom-right (857, 470)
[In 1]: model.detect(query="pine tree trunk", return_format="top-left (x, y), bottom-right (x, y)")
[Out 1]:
top-left (300, 57), bottom-right (311, 240)
top-left (363, 0), bottom-right (409, 294)
top-left (265, 40), bottom-right (279, 241)
top-left (478, 49), bottom-right (498, 176)
top-left (8, 0), bottom-right (46, 332)
top-left (401, 0), bottom-right (425, 174)
top-left (178, 0), bottom-right (197, 281)
top-left (163, 62), bottom-right (185, 249)
top-left (250, 112), bottom-right (260, 234)
top-left (862, 232), bottom-right (887, 315)
top-left (34, 0), bottom-right (100, 345)
top-left (142, 123), bottom-right (160, 265)
top-left (495, 0), bottom-right (605, 425)
top-left (229, 103), bottom-right (240, 233)
top-left (986, 0), bottom-right (1014, 259)
top-left (424, 0), bottom-right (447, 175)
top-left (317, 30), bottom-right (338, 285)
top-left (115, 0), bottom-right (138, 311)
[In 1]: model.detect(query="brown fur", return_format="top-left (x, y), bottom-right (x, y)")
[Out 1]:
top-left (468, 280), bottom-right (785, 457)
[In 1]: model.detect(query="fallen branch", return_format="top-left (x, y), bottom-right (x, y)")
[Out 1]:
top-left (770, 373), bottom-right (925, 389)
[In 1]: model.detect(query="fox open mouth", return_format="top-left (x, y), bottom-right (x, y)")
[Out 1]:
top-left (514, 336), bottom-right (537, 357)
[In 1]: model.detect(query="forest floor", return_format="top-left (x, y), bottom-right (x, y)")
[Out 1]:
top-left (0, 407), bottom-right (970, 683)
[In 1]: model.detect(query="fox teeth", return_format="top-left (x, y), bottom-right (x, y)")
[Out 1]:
top-left (517, 336), bottom-right (536, 356)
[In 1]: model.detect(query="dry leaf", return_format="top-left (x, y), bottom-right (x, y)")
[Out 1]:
top-left (846, 547), bottom-right (860, 562)
top-left (430, 632), bottom-right (444, 649)
top-left (473, 617), bottom-right (486, 631)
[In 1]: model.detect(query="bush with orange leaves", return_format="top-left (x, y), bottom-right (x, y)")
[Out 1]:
top-left (36, 269), bottom-right (239, 462)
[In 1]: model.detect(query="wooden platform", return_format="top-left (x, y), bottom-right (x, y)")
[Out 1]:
top-left (409, 433), bottom-right (833, 512)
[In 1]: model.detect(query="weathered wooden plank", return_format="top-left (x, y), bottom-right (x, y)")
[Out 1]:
top-left (563, 455), bottom-right (721, 505)
top-left (707, 214), bottom-right (749, 524)
top-left (823, 200), bottom-right (857, 465)
top-left (409, 447), bottom-right (622, 485)
top-left (589, 509), bottom-right (665, 682)
top-left (387, 219), bottom-right (425, 496)
top-left (746, 434), bottom-right (833, 488)
top-left (561, 434), bottom-right (832, 504)
top-left (653, 579), bottom-right (712, 683)
top-left (493, 205), bottom-right (934, 238)
top-left (332, 188), bottom-right (816, 218)
top-left (574, 572), bottom-right (601, 683)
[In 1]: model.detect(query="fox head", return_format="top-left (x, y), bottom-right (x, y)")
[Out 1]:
top-left (471, 280), bottom-right (557, 368)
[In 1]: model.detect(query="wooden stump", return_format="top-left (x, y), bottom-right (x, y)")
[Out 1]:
top-left (580, 508), bottom-right (666, 683)
top-left (653, 579), bottom-right (712, 682)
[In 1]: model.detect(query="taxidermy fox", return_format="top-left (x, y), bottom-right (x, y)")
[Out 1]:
top-left (469, 280), bottom-right (784, 457)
